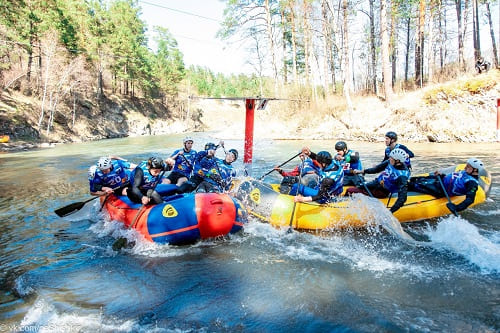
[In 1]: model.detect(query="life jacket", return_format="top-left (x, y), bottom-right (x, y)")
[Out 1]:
top-left (443, 170), bottom-right (478, 196)
top-left (376, 163), bottom-right (410, 193)
top-left (205, 159), bottom-right (236, 191)
top-left (89, 160), bottom-right (130, 192)
top-left (192, 151), bottom-right (217, 178)
top-left (301, 158), bottom-right (321, 176)
top-left (341, 149), bottom-right (363, 175)
top-left (130, 161), bottom-right (163, 191)
top-left (317, 160), bottom-right (344, 196)
top-left (171, 148), bottom-right (197, 177)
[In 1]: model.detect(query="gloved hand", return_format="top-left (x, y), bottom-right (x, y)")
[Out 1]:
top-left (210, 173), bottom-right (223, 185)
top-left (446, 202), bottom-right (457, 215)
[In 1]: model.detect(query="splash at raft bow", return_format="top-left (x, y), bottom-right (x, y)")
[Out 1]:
top-left (232, 164), bottom-right (491, 231)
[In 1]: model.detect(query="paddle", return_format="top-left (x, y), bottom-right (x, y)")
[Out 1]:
top-left (55, 196), bottom-right (100, 217)
top-left (287, 158), bottom-right (305, 233)
top-left (259, 152), bottom-right (301, 181)
top-left (355, 173), bottom-right (373, 198)
top-left (437, 175), bottom-right (458, 217)
top-left (54, 182), bottom-right (129, 217)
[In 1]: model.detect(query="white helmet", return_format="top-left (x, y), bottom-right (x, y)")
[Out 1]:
top-left (183, 136), bottom-right (194, 144)
top-left (97, 157), bottom-right (112, 170)
top-left (88, 165), bottom-right (97, 179)
top-left (466, 158), bottom-right (484, 171)
top-left (389, 148), bottom-right (408, 162)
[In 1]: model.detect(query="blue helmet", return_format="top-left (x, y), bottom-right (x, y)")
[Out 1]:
top-left (147, 156), bottom-right (164, 169)
top-left (229, 149), bottom-right (238, 161)
top-left (205, 142), bottom-right (217, 151)
top-left (316, 151), bottom-right (332, 165)
top-left (385, 131), bottom-right (397, 141)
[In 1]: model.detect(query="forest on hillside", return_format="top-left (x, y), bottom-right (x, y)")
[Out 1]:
top-left (0, 0), bottom-right (499, 137)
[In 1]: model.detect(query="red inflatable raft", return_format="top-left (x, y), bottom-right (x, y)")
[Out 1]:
top-left (101, 192), bottom-right (247, 244)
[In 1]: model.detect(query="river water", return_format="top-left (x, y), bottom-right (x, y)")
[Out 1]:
top-left (0, 135), bottom-right (498, 332)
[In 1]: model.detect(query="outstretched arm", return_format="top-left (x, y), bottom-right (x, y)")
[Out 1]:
top-left (390, 176), bottom-right (409, 213)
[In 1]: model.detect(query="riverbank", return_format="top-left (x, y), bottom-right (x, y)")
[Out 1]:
top-left (1, 69), bottom-right (499, 152)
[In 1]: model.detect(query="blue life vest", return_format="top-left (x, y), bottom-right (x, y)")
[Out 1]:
top-left (89, 160), bottom-right (131, 192)
top-left (192, 151), bottom-right (217, 178)
top-left (171, 148), bottom-right (197, 177)
top-left (341, 149), bottom-right (363, 175)
top-left (376, 163), bottom-right (410, 193)
top-left (130, 161), bottom-right (164, 191)
top-left (385, 144), bottom-right (412, 168)
top-left (205, 159), bottom-right (236, 191)
top-left (317, 160), bottom-right (344, 196)
top-left (443, 170), bottom-right (478, 196)
top-left (301, 158), bottom-right (320, 176)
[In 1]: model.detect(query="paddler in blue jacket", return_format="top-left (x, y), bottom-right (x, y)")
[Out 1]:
top-left (333, 141), bottom-right (363, 186)
top-left (436, 158), bottom-right (484, 214)
top-left (198, 148), bottom-right (238, 193)
top-left (164, 136), bottom-right (197, 186)
top-left (176, 141), bottom-right (223, 193)
top-left (349, 148), bottom-right (411, 214)
top-left (291, 147), bottom-right (344, 204)
top-left (88, 156), bottom-right (136, 196)
top-left (383, 131), bottom-right (414, 169)
top-left (127, 157), bottom-right (175, 205)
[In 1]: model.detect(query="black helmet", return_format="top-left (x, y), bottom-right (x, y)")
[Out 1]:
top-left (229, 149), bottom-right (238, 161)
top-left (205, 142), bottom-right (217, 151)
top-left (316, 151), bottom-right (332, 165)
top-left (385, 131), bottom-right (397, 141)
top-left (334, 141), bottom-right (347, 151)
top-left (147, 156), bottom-right (164, 169)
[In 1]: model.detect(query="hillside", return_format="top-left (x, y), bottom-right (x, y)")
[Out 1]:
top-left (1, 69), bottom-right (499, 152)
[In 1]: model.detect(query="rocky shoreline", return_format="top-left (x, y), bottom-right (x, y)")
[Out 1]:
top-left (1, 70), bottom-right (499, 153)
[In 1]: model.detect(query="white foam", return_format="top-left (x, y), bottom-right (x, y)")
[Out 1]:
top-left (18, 298), bottom-right (142, 332)
top-left (244, 217), bottom-right (431, 276)
top-left (14, 276), bottom-right (34, 297)
top-left (425, 216), bottom-right (500, 273)
top-left (474, 208), bottom-right (500, 216)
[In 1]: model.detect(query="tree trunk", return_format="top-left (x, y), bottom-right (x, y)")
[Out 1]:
top-left (264, 0), bottom-right (278, 93)
top-left (322, 0), bottom-right (330, 95)
top-left (380, 0), bottom-right (394, 104)
top-left (390, 1), bottom-right (397, 87)
top-left (472, 0), bottom-right (480, 59)
top-left (303, 1), bottom-right (312, 89)
top-left (455, 0), bottom-right (466, 71)
top-left (415, 0), bottom-right (425, 87)
top-left (289, 4), bottom-right (298, 85)
top-left (405, 17), bottom-right (410, 82)
top-left (427, 2), bottom-right (435, 83)
top-left (342, 0), bottom-right (353, 113)
top-left (485, 1), bottom-right (499, 68)
top-left (39, 49), bottom-right (53, 129)
top-left (281, 9), bottom-right (288, 84)
top-left (369, 0), bottom-right (377, 94)
top-left (438, 2), bottom-right (447, 71)
top-left (97, 49), bottom-right (104, 100)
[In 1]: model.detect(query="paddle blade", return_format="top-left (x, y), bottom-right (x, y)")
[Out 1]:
top-left (54, 201), bottom-right (87, 217)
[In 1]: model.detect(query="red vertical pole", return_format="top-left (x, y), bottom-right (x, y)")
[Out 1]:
top-left (497, 98), bottom-right (500, 141)
top-left (244, 98), bottom-right (255, 176)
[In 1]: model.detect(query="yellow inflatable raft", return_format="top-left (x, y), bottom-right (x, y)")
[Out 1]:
top-left (233, 165), bottom-right (491, 231)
